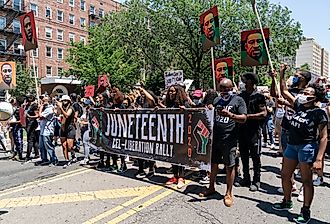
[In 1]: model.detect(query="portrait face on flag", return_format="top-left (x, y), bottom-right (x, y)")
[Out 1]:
top-left (213, 58), bottom-right (233, 89)
top-left (0, 61), bottom-right (16, 90)
top-left (241, 28), bottom-right (269, 66)
top-left (200, 6), bottom-right (220, 52)
top-left (20, 11), bottom-right (38, 52)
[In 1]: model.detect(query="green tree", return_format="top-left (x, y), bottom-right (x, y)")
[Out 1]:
top-left (66, 23), bottom-right (140, 92)
top-left (9, 63), bottom-right (37, 97)
top-left (67, 0), bottom-right (303, 92)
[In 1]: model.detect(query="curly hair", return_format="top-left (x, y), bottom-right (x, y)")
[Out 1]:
top-left (308, 83), bottom-right (325, 102)
top-left (203, 89), bottom-right (218, 105)
top-left (165, 85), bottom-right (188, 107)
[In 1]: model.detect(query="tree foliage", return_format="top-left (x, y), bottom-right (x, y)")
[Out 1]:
top-left (9, 63), bottom-right (37, 98)
top-left (66, 0), bottom-right (303, 93)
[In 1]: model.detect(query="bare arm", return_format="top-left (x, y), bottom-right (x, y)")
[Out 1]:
top-left (280, 64), bottom-right (295, 106)
top-left (247, 105), bottom-right (267, 120)
top-left (59, 107), bottom-right (73, 119)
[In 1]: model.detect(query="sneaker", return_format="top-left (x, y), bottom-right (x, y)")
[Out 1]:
top-left (109, 165), bottom-right (118, 172)
top-left (199, 176), bottom-right (210, 185)
top-left (293, 207), bottom-right (311, 224)
top-left (80, 158), bottom-right (89, 165)
top-left (250, 182), bottom-right (260, 192)
top-left (118, 164), bottom-right (128, 173)
top-left (166, 177), bottom-right (178, 185)
top-left (63, 161), bottom-right (72, 169)
top-left (235, 178), bottom-right (251, 187)
top-left (297, 187), bottom-right (304, 202)
top-left (224, 194), bottom-right (233, 207)
top-left (313, 176), bottom-right (324, 186)
top-left (262, 142), bottom-right (267, 147)
top-left (146, 171), bottom-right (155, 178)
top-left (177, 178), bottom-right (185, 189)
top-left (295, 170), bottom-right (302, 179)
top-left (272, 199), bottom-right (293, 211)
top-left (136, 172), bottom-right (147, 179)
top-left (270, 144), bottom-right (276, 150)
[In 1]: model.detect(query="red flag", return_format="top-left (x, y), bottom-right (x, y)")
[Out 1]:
top-left (84, 85), bottom-right (95, 97)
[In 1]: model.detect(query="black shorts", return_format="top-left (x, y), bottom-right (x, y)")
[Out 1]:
top-left (212, 139), bottom-right (237, 167)
top-left (60, 125), bottom-right (76, 139)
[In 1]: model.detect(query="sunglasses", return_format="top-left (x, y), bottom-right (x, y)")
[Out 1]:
top-left (2, 69), bottom-right (12, 73)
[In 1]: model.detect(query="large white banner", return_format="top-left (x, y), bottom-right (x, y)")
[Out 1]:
top-left (164, 70), bottom-right (183, 89)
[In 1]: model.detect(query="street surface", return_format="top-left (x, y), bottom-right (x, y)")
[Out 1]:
top-left (0, 146), bottom-right (329, 224)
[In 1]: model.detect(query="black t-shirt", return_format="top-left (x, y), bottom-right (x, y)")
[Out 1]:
top-left (288, 100), bottom-right (328, 145)
top-left (281, 88), bottom-right (303, 130)
top-left (238, 90), bottom-right (266, 135)
top-left (11, 107), bottom-right (21, 128)
top-left (266, 98), bottom-right (275, 116)
top-left (72, 102), bottom-right (83, 117)
top-left (213, 95), bottom-right (247, 141)
top-left (26, 103), bottom-right (38, 128)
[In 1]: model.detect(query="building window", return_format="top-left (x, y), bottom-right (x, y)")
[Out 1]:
top-left (46, 66), bottom-right (52, 77)
top-left (32, 49), bottom-right (38, 57)
top-left (80, 18), bottom-right (86, 28)
top-left (80, 36), bottom-right (86, 43)
top-left (80, 0), bottom-right (85, 11)
top-left (69, 33), bottom-right (75, 42)
top-left (57, 10), bottom-right (64, 22)
top-left (45, 27), bottom-right (52, 38)
top-left (30, 65), bottom-right (38, 77)
top-left (57, 0), bottom-right (63, 3)
top-left (13, 19), bottom-right (21, 33)
top-left (99, 8), bottom-right (104, 18)
top-left (57, 48), bottom-right (64, 59)
top-left (30, 3), bottom-right (38, 16)
top-left (0, 39), bottom-right (6, 51)
top-left (57, 29), bottom-right (64, 41)
top-left (58, 67), bottom-right (64, 76)
top-left (46, 6), bottom-right (52, 18)
top-left (69, 14), bottom-right (75, 25)
top-left (0, 0), bottom-right (4, 7)
top-left (13, 0), bottom-right (21, 11)
top-left (90, 5), bottom-right (95, 15)
top-left (89, 21), bottom-right (95, 27)
top-left (13, 42), bottom-right (22, 54)
top-left (69, 0), bottom-right (74, 7)
top-left (46, 46), bottom-right (52, 58)
top-left (0, 17), bottom-right (6, 30)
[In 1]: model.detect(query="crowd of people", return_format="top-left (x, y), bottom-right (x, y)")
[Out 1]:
top-left (1, 65), bottom-right (330, 224)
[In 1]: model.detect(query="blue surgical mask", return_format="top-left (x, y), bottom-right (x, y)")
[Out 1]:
top-left (326, 92), bottom-right (330, 100)
top-left (292, 76), bottom-right (300, 87)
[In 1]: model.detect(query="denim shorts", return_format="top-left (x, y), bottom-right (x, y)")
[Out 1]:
top-left (284, 142), bottom-right (318, 163)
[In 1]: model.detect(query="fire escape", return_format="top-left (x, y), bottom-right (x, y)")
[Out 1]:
top-left (0, 0), bottom-right (25, 61)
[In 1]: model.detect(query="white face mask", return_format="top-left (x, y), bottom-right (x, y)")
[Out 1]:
top-left (297, 95), bottom-right (315, 105)
top-left (239, 82), bottom-right (246, 91)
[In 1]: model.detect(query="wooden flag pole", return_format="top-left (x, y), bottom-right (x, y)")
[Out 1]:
top-left (211, 47), bottom-right (216, 90)
top-left (31, 51), bottom-right (39, 100)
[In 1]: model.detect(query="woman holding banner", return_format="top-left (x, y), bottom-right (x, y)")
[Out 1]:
top-left (165, 84), bottom-right (190, 189)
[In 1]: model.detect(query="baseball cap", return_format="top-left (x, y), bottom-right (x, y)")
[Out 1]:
top-left (193, 90), bottom-right (203, 98)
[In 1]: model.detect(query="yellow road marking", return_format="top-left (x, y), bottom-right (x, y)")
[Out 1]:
top-left (83, 185), bottom-right (163, 224)
top-left (0, 185), bottom-right (161, 208)
top-left (0, 168), bottom-right (92, 197)
top-left (107, 188), bottom-right (174, 224)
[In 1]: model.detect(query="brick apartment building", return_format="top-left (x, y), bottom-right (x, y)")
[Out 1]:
top-left (0, 0), bottom-right (121, 96)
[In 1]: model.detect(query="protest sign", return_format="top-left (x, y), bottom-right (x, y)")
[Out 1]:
top-left (85, 85), bottom-right (95, 97)
top-left (89, 108), bottom-right (214, 169)
top-left (0, 61), bottom-right (16, 90)
top-left (19, 11), bottom-right (38, 52)
top-left (200, 6), bottom-right (220, 52)
top-left (213, 57), bottom-right (234, 89)
top-left (241, 28), bottom-right (270, 66)
top-left (164, 70), bottom-right (184, 89)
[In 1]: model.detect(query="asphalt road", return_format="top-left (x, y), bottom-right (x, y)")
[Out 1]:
top-left (0, 145), bottom-right (329, 224)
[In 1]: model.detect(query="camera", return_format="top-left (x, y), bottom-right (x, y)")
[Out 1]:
top-left (216, 104), bottom-right (224, 111)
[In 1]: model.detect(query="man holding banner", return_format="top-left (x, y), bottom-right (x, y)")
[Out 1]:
top-left (199, 78), bottom-right (247, 207)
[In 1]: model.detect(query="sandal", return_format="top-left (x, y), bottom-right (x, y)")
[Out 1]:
top-left (199, 188), bottom-right (216, 197)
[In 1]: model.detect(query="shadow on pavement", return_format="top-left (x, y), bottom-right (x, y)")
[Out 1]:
top-left (0, 210), bottom-right (9, 216)
top-left (236, 195), bottom-right (329, 224)
top-left (262, 165), bottom-right (281, 176)
top-left (183, 184), bottom-right (223, 202)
